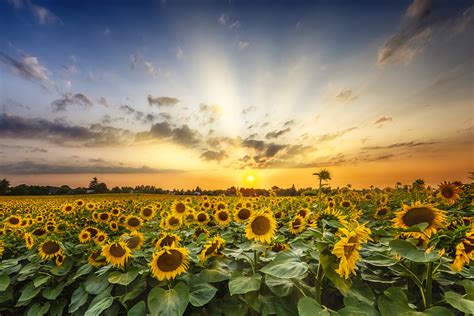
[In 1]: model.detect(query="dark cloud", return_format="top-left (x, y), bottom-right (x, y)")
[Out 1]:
top-left (363, 141), bottom-right (435, 150)
top-left (283, 120), bottom-right (295, 127)
top-left (97, 97), bottom-right (109, 107)
top-left (149, 121), bottom-right (201, 146)
top-left (336, 89), bottom-right (358, 102)
top-left (200, 150), bottom-right (228, 162)
top-left (265, 127), bottom-right (291, 139)
top-left (199, 103), bottom-right (222, 124)
top-left (147, 95), bottom-right (180, 106)
top-left (0, 144), bottom-right (47, 153)
top-left (374, 117), bottom-right (393, 124)
top-left (51, 93), bottom-right (93, 112)
top-left (377, 0), bottom-right (472, 65)
top-left (0, 113), bottom-right (132, 146)
top-left (0, 51), bottom-right (52, 88)
top-left (242, 106), bottom-right (256, 115)
top-left (0, 160), bottom-right (181, 175)
top-left (317, 127), bottom-right (357, 142)
top-left (119, 105), bottom-right (158, 124)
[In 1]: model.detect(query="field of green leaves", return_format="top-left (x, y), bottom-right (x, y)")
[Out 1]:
top-left (0, 180), bottom-right (473, 315)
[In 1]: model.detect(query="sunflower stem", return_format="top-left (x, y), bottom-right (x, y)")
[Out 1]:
top-left (315, 262), bottom-right (324, 304)
top-left (398, 262), bottom-right (427, 310)
top-left (253, 249), bottom-right (258, 269)
top-left (425, 262), bottom-right (434, 309)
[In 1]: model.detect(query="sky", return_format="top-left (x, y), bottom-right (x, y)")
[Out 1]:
top-left (0, 0), bottom-right (473, 189)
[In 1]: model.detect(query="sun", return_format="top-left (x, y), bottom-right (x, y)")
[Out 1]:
top-left (241, 171), bottom-right (259, 187)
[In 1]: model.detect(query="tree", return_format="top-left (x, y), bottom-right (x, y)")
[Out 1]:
top-left (0, 178), bottom-right (10, 195)
top-left (313, 169), bottom-right (331, 208)
top-left (89, 177), bottom-right (99, 191)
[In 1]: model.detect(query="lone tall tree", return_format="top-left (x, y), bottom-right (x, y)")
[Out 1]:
top-left (313, 169), bottom-right (331, 208)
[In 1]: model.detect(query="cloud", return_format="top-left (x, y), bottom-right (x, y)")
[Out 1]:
top-left (363, 141), bottom-right (436, 150)
top-left (200, 150), bottom-right (228, 162)
top-left (377, 0), bottom-right (473, 65)
top-left (283, 120), bottom-right (295, 127)
top-left (143, 61), bottom-right (157, 77)
top-left (0, 161), bottom-right (181, 175)
top-left (0, 144), bottom-right (47, 153)
top-left (0, 51), bottom-right (53, 88)
top-left (242, 106), bottom-right (256, 115)
top-left (374, 116), bottom-right (393, 124)
top-left (129, 53), bottom-right (140, 68)
top-left (199, 103), bottom-right (222, 124)
top-left (218, 13), bottom-right (228, 25)
top-left (119, 105), bottom-right (158, 124)
top-left (29, 3), bottom-right (62, 25)
top-left (148, 95), bottom-right (180, 106)
top-left (453, 6), bottom-right (474, 33)
top-left (51, 93), bottom-right (94, 112)
top-left (238, 40), bottom-right (250, 50)
top-left (336, 89), bottom-right (358, 102)
top-left (317, 127), bottom-right (357, 142)
top-left (7, 0), bottom-right (62, 25)
top-left (176, 47), bottom-right (185, 60)
top-left (265, 128), bottom-right (291, 139)
top-left (97, 97), bottom-right (109, 107)
top-left (149, 121), bottom-right (201, 146)
top-left (0, 113), bottom-right (132, 146)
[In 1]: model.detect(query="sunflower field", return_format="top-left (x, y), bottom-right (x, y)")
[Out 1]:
top-left (0, 181), bottom-right (473, 315)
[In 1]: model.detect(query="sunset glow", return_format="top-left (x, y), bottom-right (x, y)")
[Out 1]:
top-left (0, 0), bottom-right (472, 189)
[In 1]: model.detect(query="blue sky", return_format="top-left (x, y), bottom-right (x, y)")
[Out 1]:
top-left (0, 0), bottom-right (472, 188)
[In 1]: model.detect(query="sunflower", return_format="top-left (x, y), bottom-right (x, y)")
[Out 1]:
top-left (24, 233), bottom-right (35, 249)
top-left (437, 182), bottom-right (460, 204)
top-left (75, 199), bottom-right (85, 207)
top-left (196, 212), bottom-right (209, 225)
top-left (451, 230), bottom-right (474, 272)
top-left (214, 209), bottom-right (231, 227)
top-left (374, 206), bottom-right (391, 220)
top-left (0, 240), bottom-right (4, 257)
top-left (78, 230), bottom-right (92, 243)
top-left (85, 227), bottom-right (99, 238)
top-left (199, 236), bottom-right (225, 262)
top-left (122, 231), bottom-right (145, 250)
top-left (161, 215), bottom-right (182, 230)
top-left (171, 201), bottom-right (188, 217)
top-left (270, 242), bottom-right (290, 252)
top-left (111, 208), bottom-right (121, 217)
top-left (5, 215), bottom-right (22, 228)
top-left (94, 231), bottom-right (108, 245)
top-left (125, 216), bottom-right (143, 231)
top-left (140, 206), bottom-right (156, 220)
top-left (340, 200), bottom-right (352, 209)
top-left (62, 204), bottom-right (74, 213)
top-left (234, 207), bottom-right (252, 223)
top-left (38, 240), bottom-right (63, 260)
top-left (338, 221), bottom-right (372, 244)
top-left (193, 227), bottom-right (209, 239)
top-left (55, 254), bottom-right (65, 267)
top-left (313, 208), bottom-right (347, 230)
top-left (32, 227), bottom-right (47, 237)
top-left (88, 250), bottom-right (107, 268)
top-left (101, 241), bottom-right (131, 268)
top-left (296, 208), bottom-right (311, 219)
top-left (393, 202), bottom-right (446, 239)
top-left (332, 231), bottom-right (361, 279)
top-left (289, 215), bottom-right (306, 235)
top-left (155, 233), bottom-right (181, 248)
top-left (109, 221), bottom-right (119, 232)
top-left (246, 211), bottom-right (277, 244)
top-left (150, 246), bottom-right (189, 281)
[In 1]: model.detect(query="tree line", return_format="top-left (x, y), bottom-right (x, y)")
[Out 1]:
top-left (0, 178), bottom-right (316, 197)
